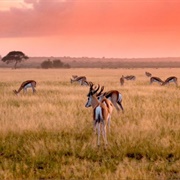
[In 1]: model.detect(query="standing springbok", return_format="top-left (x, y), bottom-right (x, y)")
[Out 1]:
top-left (85, 84), bottom-right (113, 147)
top-left (70, 75), bottom-right (87, 85)
top-left (87, 84), bottom-right (114, 132)
top-left (120, 75), bottom-right (124, 86)
top-left (162, 76), bottom-right (178, 87)
top-left (13, 80), bottom-right (36, 95)
top-left (145, 71), bottom-right (152, 77)
top-left (150, 77), bottom-right (164, 85)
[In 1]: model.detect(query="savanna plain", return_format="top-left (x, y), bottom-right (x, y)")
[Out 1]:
top-left (0, 68), bottom-right (180, 179)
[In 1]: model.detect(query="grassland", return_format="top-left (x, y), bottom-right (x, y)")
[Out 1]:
top-left (0, 68), bottom-right (180, 179)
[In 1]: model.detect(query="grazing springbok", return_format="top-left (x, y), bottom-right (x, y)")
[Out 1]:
top-left (120, 75), bottom-right (124, 86)
top-left (13, 80), bottom-right (36, 95)
top-left (91, 84), bottom-right (124, 113)
top-left (124, 75), bottom-right (136, 81)
top-left (70, 75), bottom-right (87, 85)
top-left (85, 84), bottom-right (113, 147)
top-left (162, 76), bottom-right (178, 87)
top-left (150, 77), bottom-right (164, 85)
top-left (145, 71), bottom-right (152, 77)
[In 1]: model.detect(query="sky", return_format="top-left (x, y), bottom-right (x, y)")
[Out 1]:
top-left (1, 0), bottom-right (180, 58)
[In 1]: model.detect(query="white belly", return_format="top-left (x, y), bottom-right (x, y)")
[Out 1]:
top-left (24, 83), bottom-right (32, 89)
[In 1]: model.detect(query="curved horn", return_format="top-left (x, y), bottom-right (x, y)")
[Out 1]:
top-left (92, 84), bottom-right (100, 95)
top-left (96, 86), bottom-right (104, 96)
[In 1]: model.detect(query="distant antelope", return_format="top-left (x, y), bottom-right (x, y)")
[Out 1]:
top-left (85, 84), bottom-right (113, 147)
top-left (150, 77), bottom-right (164, 85)
top-left (162, 76), bottom-right (178, 87)
top-left (120, 75), bottom-right (124, 86)
top-left (90, 83), bottom-right (124, 112)
top-left (124, 75), bottom-right (136, 81)
top-left (13, 80), bottom-right (36, 95)
top-left (70, 76), bottom-right (87, 85)
top-left (145, 71), bottom-right (152, 77)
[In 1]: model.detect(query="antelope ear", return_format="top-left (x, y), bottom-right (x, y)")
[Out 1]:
top-left (88, 81), bottom-right (93, 87)
top-left (89, 82), bottom-right (94, 89)
top-left (101, 86), bottom-right (104, 92)
top-left (87, 82), bottom-right (93, 96)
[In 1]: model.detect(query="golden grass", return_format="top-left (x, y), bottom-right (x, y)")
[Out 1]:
top-left (0, 68), bottom-right (180, 179)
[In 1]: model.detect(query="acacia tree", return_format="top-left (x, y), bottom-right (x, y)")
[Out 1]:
top-left (1, 51), bottom-right (29, 69)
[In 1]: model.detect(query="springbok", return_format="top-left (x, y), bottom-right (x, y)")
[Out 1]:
top-left (162, 76), bottom-right (178, 87)
top-left (145, 71), bottom-right (152, 77)
top-left (85, 84), bottom-right (113, 147)
top-left (87, 84), bottom-right (114, 132)
top-left (70, 75), bottom-right (87, 85)
top-left (92, 84), bottom-right (124, 113)
top-left (13, 80), bottom-right (36, 95)
top-left (120, 75), bottom-right (124, 86)
top-left (150, 77), bottom-right (164, 85)
top-left (124, 75), bottom-right (136, 81)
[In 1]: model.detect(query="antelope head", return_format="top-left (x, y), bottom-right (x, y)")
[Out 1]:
top-left (13, 90), bottom-right (18, 95)
top-left (85, 84), bottom-right (100, 107)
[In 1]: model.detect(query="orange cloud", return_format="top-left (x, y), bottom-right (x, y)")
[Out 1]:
top-left (1, 0), bottom-right (180, 58)
top-left (0, 0), bottom-right (180, 38)
top-left (0, 0), bottom-right (73, 37)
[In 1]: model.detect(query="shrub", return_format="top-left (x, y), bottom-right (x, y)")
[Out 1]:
top-left (41, 59), bottom-right (53, 69)
top-left (41, 59), bottom-right (71, 69)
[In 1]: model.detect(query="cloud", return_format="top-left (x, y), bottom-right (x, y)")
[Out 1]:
top-left (24, 0), bottom-right (37, 3)
top-left (0, 0), bottom-right (73, 37)
top-left (0, 0), bottom-right (180, 38)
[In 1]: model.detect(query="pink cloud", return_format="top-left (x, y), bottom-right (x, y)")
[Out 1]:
top-left (0, 0), bottom-right (180, 38)
top-left (0, 0), bottom-right (73, 37)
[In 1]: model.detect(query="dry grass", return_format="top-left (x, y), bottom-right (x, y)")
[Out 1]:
top-left (0, 68), bottom-right (180, 179)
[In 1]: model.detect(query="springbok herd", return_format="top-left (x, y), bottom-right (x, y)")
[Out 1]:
top-left (13, 72), bottom-right (178, 147)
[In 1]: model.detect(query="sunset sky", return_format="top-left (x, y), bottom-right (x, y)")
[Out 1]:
top-left (1, 0), bottom-right (180, 58)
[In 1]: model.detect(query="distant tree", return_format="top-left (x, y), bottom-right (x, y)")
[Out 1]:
top-left (63, 63), bottom-right (71, 68)
top-left (41, 59), bottom-right (71, 69)
top-left (52, 59), bottom-right (63, 68)
top-left (41, 59), bottom-right (53, 69)
top-left (1, 51), bottom-right (29, 69)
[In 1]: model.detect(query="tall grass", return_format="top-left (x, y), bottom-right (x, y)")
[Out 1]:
top-left (0, 68), bottom-right (180, 179)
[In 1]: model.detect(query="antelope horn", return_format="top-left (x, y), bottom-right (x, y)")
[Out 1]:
top-left (92, 84), bottom-right (100, 95)
top-left (87, 82), bottom-right (94, 96)
top-left (96, 86), bottom-right (104, 96)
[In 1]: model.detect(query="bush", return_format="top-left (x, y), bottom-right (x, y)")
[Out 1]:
top-left (52, 59), bottom-right (63, 68)
top-left (41, 59), bottom-right (71, 69)
top-left (41, 59), bottom-right (53, 69)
